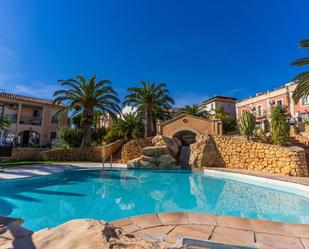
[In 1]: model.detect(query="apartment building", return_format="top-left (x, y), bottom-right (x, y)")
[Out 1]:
top-left (236, 82), bottom-right (309, 130)
top-left (202, 96), bottom-right (237, 118)
top-left (0, 92), bottom-right (67, 147)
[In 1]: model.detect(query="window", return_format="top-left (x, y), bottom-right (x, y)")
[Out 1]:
top-left (50, 132), bottom-right (57, 141)
top-left (276, 100), bottom-right (283, 106)
top-left (0, 105), bottom-right (3, 118)
top-left (33, 110), bottom-right (40, 118)
top-left (302, 96), bottom-right (309, 105)
top-left (257, 105), bottom-right (263, 116)
top-left (211, 103), bottom-right (214, 110)
top-left (2, 130), bottom-right (14, 146)
top-left (51, 114), bottom-right (59, 124)
top-left (241, 109), bottom-right (246, 115)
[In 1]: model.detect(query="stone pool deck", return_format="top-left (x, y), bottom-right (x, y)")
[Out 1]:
top-left (112, 212), bottom-right (309, 249)
top-left (0, 162), bottom-right (126, 180)
top-left (208, 167), bottom-right (309, 186)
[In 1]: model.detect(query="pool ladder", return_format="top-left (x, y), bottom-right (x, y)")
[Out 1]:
top-left (102, 154), bottom-right (113, 169)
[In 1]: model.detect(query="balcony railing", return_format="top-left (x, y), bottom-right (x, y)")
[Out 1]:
top-left (19, 115), bottom-right (42, 126)
top-left (3, 114), bottom-right (17, 123)
top-left (256, 110), bottom-right (267, 118)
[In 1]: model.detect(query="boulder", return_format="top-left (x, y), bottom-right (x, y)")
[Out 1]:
top-left (157, 155), bottom-right (177, 168)
top-left (152, 135), bottom-right (181, 156)
top-left (142, 146), bottom-right (170, 157)
top-left (157, 154), bottom-right (177, 164)
top-left (127, 158), bottom-right (141, 168)
top-left (139, 160), bottom-right (157, 168)
top-left (189, 133), bottom-right (219, 168)
top-left (3, 219), bottom-right (160, 249)
top-left (140, 155), bottom-right (157, 164)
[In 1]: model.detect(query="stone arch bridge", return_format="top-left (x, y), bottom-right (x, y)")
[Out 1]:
top-left (157, 114), bottom-right (222, 138)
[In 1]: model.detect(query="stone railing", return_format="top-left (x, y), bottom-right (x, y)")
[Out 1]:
top-left (41, 139), bottom-right (125, 162)
top-left (212, 136), bottom-right (308, 176)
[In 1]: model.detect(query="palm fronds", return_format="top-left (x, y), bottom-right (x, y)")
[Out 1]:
top-left (53, 75), bottom-right (121, 147)
top-left (292, 39), bottom-right (309, 103)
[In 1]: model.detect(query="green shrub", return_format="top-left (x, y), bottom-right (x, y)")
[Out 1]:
top-left (132, 127), bottom-right (143, 139)
top-left (104, 127), bottom-right (122, 144)
top-left (270, 105), bottom-right (289, 146)
top-left (54, 143), bottom-right (71, 150)
top-left (92, 127), bottom-right (108, 146)
top-left (239, 111), bottom-right (256, 140)
top-left (58, 126), bottom-right (83, 148)
top-left (222, 116), bottom-right (237, 133)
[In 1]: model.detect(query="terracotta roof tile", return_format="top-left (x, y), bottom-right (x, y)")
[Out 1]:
top-left (0, 92), bottom-right (63, 106)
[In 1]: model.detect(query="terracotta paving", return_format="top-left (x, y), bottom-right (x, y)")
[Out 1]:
top-left (111, 212), bottom-right (309, 249)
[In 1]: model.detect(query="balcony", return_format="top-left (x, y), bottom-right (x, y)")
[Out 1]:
top-left (256, 110), bottom-right (268, 119)
top-left (19, 115), bottom-right (42, 126)
top-left (3, 114), bottom-right (17, 123)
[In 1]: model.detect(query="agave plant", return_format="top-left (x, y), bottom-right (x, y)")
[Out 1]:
top-left (292, 39), bottom-right (309, 103)
top-left (239, 111), bottom-right (256, 140)
top-left (270, 105), bottom-right (289, 146)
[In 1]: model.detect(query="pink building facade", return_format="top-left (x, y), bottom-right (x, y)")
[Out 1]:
top-left (236, 82), bottom-right (309, 130)
top-left (0, 92), bottom-right (67, 147)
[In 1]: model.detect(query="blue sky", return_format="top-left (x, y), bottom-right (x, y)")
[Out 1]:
top-left (0, 0), bottom-right (308, 106)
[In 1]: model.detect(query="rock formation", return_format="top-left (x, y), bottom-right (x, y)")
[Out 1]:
top-left (152, 135), bottom-right (182, 157)
top-left (127, 146), bottom-right (178, 169)
top-left (0, 219), bottom-right (197, 249)
top-left (126, 135), bottom-right (186, 169)
top-left (189, 133), bottom-right (219, 168)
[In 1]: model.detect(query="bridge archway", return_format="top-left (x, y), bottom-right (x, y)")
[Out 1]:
top-left (158, 114), bottom-right (222, 138)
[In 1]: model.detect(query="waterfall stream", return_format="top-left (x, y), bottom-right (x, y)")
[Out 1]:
top-left (178, 145), bottom-right (191, 168)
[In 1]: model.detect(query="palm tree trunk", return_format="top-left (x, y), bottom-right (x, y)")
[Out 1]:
top-left (145, 106), bottom-right (153, 137)
top-left (152, 117), bottom-right (157, 136)
top-left (81, 110), bottom-right (93, 148)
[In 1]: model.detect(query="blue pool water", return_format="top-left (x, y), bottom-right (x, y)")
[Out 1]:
top-left (1, 169), bottom-right (309, 231)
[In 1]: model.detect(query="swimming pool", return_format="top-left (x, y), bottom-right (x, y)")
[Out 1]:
top-left (1, 169), bottom-right (309, 231)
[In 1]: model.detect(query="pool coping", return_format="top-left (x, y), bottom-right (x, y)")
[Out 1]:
top-left (111, 212), bottom-right (309, 249)
top-left (204, 169), bottom-right (309, 198)
top-left (1, 163), bottom-right (309, 192)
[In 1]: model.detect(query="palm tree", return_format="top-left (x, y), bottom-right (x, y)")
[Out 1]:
top-left (292, 39), bottom-right (309, 103)
top-left (53, 75), bottom-right (121, 148)
top-left (178, 104), bottom-right (208, 118)
top-left (123, 81), bottom-right (174, 137)
top-left (0, 118), bottom-right (10, 130)
top-left (211, 106), bottom-right (230, 120)
top-left (113, 113), bottom-right (144, 140)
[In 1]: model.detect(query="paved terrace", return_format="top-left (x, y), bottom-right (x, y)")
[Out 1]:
top-left (1, 163), bottom-right (309, 186)
top-left (112, 212), bottom-right (309, 249)
top-left (0, 163), bottom-right (126, 180)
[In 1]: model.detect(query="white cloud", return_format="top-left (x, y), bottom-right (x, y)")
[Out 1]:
top-left (122, 105), bottom-right (137, 115)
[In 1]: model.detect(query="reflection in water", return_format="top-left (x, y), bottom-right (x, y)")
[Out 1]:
top-left (0, 169), bottom-right (309, 231)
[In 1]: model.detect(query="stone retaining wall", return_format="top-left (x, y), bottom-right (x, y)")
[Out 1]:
top-left (41, 139), bottom-right (125, 162)
top-left (11, 148), bottom-right (49, 161)
top-left (212, 136), bottom-right (308, 176)
top-left (121, 138), bottom-right (153, 163)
